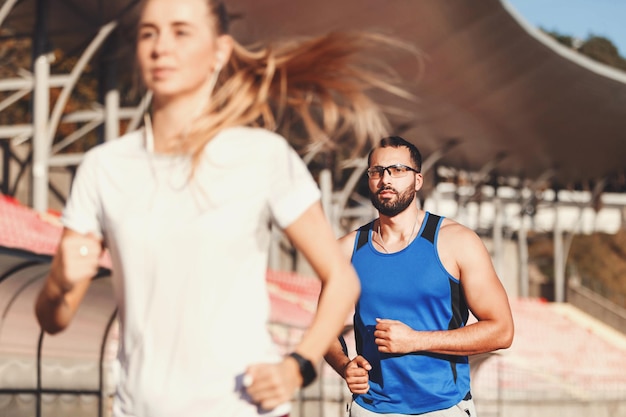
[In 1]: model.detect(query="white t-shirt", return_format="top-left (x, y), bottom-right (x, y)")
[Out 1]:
top-left (62, 126), bottom-right (321, 417)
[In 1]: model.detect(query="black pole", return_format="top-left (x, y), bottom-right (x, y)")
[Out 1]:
top-left (1, 141), bottom-right (9, 195)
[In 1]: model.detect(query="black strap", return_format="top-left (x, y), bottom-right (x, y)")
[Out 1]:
top-left (420, 213), bottom-right (441, 244)
top-left (355, 221), bottom-right (373, 252)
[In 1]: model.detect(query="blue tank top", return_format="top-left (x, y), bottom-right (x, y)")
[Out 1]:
top-left (351, 212), bottom-right (470, 414)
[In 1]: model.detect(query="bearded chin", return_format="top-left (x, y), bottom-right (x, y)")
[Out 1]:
top-left (370, 188), bottom-right (416, 217)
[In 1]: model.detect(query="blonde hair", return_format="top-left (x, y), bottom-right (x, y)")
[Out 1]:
top-left (141, 0), bottom-right (420, 172)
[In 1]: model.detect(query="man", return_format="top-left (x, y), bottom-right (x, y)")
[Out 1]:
top-left (324, 136), bottom-right (514, 416)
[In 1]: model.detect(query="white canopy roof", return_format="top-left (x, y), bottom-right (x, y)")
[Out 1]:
top-left (3, 0), bottom-right (626, 187)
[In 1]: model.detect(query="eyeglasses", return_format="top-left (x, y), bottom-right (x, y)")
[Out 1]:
top-left (366, 164), bottom-right (420, 179)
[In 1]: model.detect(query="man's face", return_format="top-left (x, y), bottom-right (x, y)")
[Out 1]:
top-left (368, 146), bottom-right (422, 217)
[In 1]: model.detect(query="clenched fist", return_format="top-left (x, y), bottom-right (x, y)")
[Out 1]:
top-left (50, 229), bottom-right (103, 293)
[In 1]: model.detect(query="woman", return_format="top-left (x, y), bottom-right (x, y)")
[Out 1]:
top-left (35, 0), bottom-right (413, 415)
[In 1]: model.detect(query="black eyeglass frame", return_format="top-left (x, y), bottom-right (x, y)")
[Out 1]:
top-left (366, 164), bottom-right (420, 179)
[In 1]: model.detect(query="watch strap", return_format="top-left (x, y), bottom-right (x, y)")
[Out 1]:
top-left (288, 352), bottom-right (317, 388)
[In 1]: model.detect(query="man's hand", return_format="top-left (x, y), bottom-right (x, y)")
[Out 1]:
top-left (343, 355), bottom-right (371, 394)
top-left (374, 318), bottom-right (417, 354)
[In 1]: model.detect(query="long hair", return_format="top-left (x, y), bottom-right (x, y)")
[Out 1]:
top-left (139, 0), bottom-right (421, 172)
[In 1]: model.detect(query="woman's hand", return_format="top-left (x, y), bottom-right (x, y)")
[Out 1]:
top-left (35, 228), bottom-right (102, 334)
top-left (50, 231), bottom-right (102, 293)
top-left (244, 357), bottom-right (301, 411)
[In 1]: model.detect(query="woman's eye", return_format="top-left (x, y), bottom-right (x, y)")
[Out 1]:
top-left (139, 30), bottom-right (156, 40)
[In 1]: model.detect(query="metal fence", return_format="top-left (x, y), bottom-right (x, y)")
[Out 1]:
top-left (271, 322), bottom-right (626, 417)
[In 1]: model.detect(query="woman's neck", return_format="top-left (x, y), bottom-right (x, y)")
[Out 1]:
top-left (150, 95), bottom-right (206, 153)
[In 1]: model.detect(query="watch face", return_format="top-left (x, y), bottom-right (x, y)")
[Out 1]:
top-left (289, 352), bottom-right (317, 387)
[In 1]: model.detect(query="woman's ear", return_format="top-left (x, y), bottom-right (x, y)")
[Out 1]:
top-left (214, 34), bottom-right (234, 70)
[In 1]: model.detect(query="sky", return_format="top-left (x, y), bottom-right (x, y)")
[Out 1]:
top-left (505, 0), bottom-right (626, 56)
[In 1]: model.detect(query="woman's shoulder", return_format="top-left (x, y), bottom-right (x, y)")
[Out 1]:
top-left (206, 126), bottom-right (293, 163)
top-left (82, 130), bottom-right (144, 161)
top-left (214, 126), bottom-right (287, 147)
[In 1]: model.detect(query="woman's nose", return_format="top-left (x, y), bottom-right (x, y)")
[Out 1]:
top-left (152, 32), bottom-right (172, 57)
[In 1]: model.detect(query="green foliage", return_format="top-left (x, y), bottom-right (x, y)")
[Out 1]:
top-left (579, 35), bottom-right (626, 71)
top-left (543, 28), bottom-right (626, 72)
top-left (544, 29), bottom-right (575, 48)
top-left (527, 232), bottom-right (557, 281)
top-left (0, 32), bottom-right (31, 77)
top-left (569, 230), bottom-right (626, 306)
top-left (0, 29), bottom-right (101, 151)
top-left (0, 31), bottom-right (32, 125)
top-left (529, 229), bottom-right (626, 306)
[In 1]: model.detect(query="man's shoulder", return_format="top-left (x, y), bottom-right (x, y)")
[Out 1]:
top-left (436, 216), bottom-right (483, 247)
top-left (438, 215), bottom-right (467, 232)
top-left (338, 223), bottom-right (372, 258)
top-left (339, 228), bottom-right (359, 243)
top-left (339, 229), bottom-right (359, 243)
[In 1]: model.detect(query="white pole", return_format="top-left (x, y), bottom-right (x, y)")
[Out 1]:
top-left (554, 202), bottom-right (565, 302)
top-left (518, 212), bottom-right (529, 298)
top-left (492, 195), bottom-right (503, 277)
top-left (105, 88), bottom-right (120, 142)
top-left (32, 53), bottom-right (50, 212)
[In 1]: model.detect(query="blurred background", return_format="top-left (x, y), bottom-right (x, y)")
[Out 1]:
top-left (1, 0), bottom-right (625, 416)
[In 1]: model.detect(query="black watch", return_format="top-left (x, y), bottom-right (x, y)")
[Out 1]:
top-left (288, 352), bottom-right (317, 387)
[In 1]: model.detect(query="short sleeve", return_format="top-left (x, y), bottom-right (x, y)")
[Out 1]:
top-left (268, 140), bottom-right (321, 229)
top-left (61, 149), bottom-right (104, 238)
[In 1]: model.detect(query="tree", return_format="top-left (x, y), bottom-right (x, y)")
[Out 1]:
top-left (0, 28), bottom-right (102, 151)
top-left (543, 29), bottom-right (626, 72)
top-left (579, 35), bottom-right (626, 71)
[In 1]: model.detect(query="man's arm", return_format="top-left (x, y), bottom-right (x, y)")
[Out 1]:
top-left (324, 336), bottom-right (372, 394)
top-left (374, 221), bottom-right (514, 356)
top-left (324, 337), bottom-right (351, 378)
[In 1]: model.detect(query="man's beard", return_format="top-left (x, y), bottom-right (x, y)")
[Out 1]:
top-left (370, 185), bottom-right (416, 217)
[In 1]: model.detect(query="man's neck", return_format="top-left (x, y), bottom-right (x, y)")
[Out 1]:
top-left (377, 208), bottom-right (424, 250)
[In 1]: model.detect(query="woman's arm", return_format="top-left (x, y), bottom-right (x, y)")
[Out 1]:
top-left (281, 202), bottom-right (361, 363)
top-left (35, 228), bottom-right (103, 334)
top-left (244, 201), bottom-right (360, 409)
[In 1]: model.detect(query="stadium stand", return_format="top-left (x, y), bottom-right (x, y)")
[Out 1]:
top-left (2, 195), bottom-right (626, 417)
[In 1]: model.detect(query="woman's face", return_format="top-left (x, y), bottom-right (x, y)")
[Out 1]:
top-left (136, 0), bottom-right (221, 101)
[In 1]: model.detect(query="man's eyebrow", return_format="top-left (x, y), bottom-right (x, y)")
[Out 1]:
top-left (171, 21), bottom-right (195, 28)
top-left (138, 21), bottom-right (195, 29)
